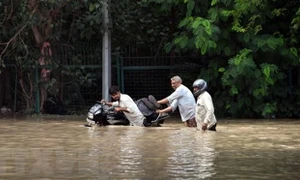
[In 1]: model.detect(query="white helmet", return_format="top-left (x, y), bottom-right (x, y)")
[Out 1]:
top-left (192, 79), bottom-right (207, 97)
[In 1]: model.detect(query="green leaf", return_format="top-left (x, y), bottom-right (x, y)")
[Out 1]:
top-left (89, 4), bottom-right (95, 12)
top-left (208, 41), bottom-right (217, 49)
top-left (220, 10), bottom-right (234, 17)
top-left (266, 77), bottom-right (274, 85)
top-left (186, 0), bottom-right (195, 17)
top-left (230, 85), bottom-right (238, 96)
top-left (174, 35), bottom-right (189, 48)
top-left (208, 8), bottom-right (218, 21)
top-left (178, 18), bottom-right (190, 28)
top-left (201, 43), bottom-right (208, 55)
top-left (266, 38), bottom-right (278, 50)
top-left (211, 0), bottom-right (218, 6)
top-left (290, 47), bottom-right (298, 57)
top-left (262, 66), bottom-right (271, 78)
top-left (192, 18), bottom-right (202, 29)
top-left (219, 67), bottom-right (225, 72)
top-left (203, 20), bottom-right (212, 35)
top-left (165, 42), bottom-right (173, 53)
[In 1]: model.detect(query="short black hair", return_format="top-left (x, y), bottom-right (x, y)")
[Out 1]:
top-left (109, 85), bottom-right (120, 95)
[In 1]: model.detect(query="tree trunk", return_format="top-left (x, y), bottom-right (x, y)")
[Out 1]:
top-left (0, 68), bottom-right (13, 110)
top-left (28, 0), bottom-right (54, 113)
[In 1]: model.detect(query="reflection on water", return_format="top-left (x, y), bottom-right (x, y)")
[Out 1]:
top-left (0, 115), bottom-right (300, 179)
top-left (165, 130), bottom-right (216, 179)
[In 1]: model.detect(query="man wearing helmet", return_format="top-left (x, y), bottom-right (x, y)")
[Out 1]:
top-left (156, 75), bottom-right (196, 127)
top-left (192, 79), bottom-right (217, 131)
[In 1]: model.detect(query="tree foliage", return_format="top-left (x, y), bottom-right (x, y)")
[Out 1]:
top-left (0, 0), bottom-right (103, 113)
top-left (143, 0), bottom-right (300, 118)
top-left (0, 0), bottom-right (173, 113)
top-left (1, 0), bottom-right (300, 117)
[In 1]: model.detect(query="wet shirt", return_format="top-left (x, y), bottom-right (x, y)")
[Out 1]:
top-left (166, 84), bottom-right (196, 122)
top-left (112, 93), bottom-right (145, 127)
top-left (195, 91), bottom-right (217, 129)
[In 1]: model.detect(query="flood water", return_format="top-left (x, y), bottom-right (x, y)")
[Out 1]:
top-left (0, 114), bottom-right (300, 179)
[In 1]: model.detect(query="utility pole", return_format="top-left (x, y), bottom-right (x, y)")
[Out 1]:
top-left (102, 0), bottom-right (111, 100)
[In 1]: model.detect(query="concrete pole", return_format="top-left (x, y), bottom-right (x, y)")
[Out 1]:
top-left (102, 0), bottom-right (111, 100)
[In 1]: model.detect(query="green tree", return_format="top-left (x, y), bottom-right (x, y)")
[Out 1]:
top-left (0, 0), bottom-right (104, 113)
top-left (144, 0), bottom-right (300, 118)
top-left (0, 0), bottom-right (173, 113)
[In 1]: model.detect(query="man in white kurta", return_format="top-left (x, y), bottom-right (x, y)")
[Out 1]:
top-left (192, 79), bottom-right (217, 131)
top-left (195, 91), bottom-right (217, 131)
top-left (102, 85), bottom-right (146, 127)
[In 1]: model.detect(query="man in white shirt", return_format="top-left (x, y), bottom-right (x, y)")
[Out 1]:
top-left (156, 75), bottom-right (196, 127)
top-left (192, 79), bottom-right (217, 131)
top-left (101, 85), bottom-right (148, 127)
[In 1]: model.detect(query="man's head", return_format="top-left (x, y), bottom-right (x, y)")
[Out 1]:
top-left (192, 79), bottom-right (207, 97)
top-left (170, 75), bottom-right (182, 90)
top-left (109, 85), bottom-right (121, 100)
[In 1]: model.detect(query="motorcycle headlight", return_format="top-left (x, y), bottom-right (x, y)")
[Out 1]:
top-left (87, 112), bottom-right (94, 120)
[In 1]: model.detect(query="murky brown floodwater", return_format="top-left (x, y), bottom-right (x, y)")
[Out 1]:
top-left (0, 114), bottom-right (300, 180)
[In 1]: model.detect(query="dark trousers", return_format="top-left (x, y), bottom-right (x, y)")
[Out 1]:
top-left (208, 123), bottom-right (217, 131)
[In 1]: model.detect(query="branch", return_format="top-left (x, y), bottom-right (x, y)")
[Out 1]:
top-left (0, 22), bottom-right (28, 64)
top-left (0, 6), bottom-right (38, 64)
top-left (0, 0), bottom-right (14, 26)
top-left (6, 0), bottom-right (14, 21)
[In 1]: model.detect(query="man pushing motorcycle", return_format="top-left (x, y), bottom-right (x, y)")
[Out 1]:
top-left (101, 85), bottom-right (160, 127)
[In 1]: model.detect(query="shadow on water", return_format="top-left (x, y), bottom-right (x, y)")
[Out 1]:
top-left (0, 114), bottom-right (300, 179)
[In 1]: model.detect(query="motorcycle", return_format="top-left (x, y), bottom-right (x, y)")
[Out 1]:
top-left (85, 95), bottom-right (170, 127)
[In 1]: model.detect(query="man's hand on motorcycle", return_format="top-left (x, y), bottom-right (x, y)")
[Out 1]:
top-left (115, 107), bottom-right (129, 113)
top-left (114, 107), bottom-right (121, 112)
top-left (100, 99), bottom-right (106, 104)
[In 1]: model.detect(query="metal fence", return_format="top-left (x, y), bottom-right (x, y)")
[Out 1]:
top-left (4, 44), bottom-right (201, 115)
top-left (119, 56), bottom-right (201, 101)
